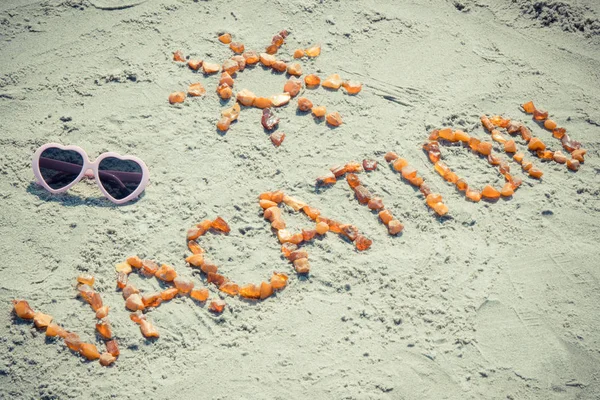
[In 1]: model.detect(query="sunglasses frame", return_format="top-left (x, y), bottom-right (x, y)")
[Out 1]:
top-left (32, 143), bottom-right (150, 205)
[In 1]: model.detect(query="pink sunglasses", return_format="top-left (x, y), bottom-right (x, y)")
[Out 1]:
top-left (32, 143), bottom-right (150, 205)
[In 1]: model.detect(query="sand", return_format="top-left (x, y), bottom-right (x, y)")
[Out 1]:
top-left (1, 0), bottom-right (599, 398)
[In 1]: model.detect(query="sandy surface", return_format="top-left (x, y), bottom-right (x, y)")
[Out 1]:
top-left (1, 0), bottom-right (600, 398)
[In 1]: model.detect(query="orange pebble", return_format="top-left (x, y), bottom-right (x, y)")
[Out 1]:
top-left (553, 127), bottom-right (566, 139)
top-left (481, 185), bottom-right (501, 200)
top-left (388, 220), bottom-right (404, 235)
top-left (219, 281), bottom-right (239, 296)
top-left (217, 83), bottom-right (233, 100)
top-left (217, 117), bottom-right (231, 132)
top-left (221, 102), bottom-right (241, 121)
top-left (173, 50), bottom-right (185, 62)
top-left (297, 97), bottom-right (313, 112)
top-left (168, 92), bottom-right (185, 105)
top-left (208, 272), bottom-right (228, 287)
top-left (271, 93), bottom-right (291, 107)
top-left (326, 112), bottom-right (343, 127)
top-left (322, 73), bottom-right (342, 89)
top-left (79, 343), bottom-right (101, 360)
top-left (312, 106), bottom-right (326, 118)
top-left (126, 256), bottom-right (143, 268)
top-left (528, 137), bottom-right (546, 152)
top-left (218, 33), bottom-right (232, 44)
top-left (219, 71), bottom-right (234, 87)
top-left (253, 97), bottom-right (273, 109)
top-left (212, 216), bottom-right (230, 233)
top-left (315, 221), bottom-right (329, 234)
top-left (64, 333), bottom-right (82, 352)
top-left (491, 130), bottom-right (507, 144)
top-left (236, 88), bottom-right (256, 107)
top-left (293, 49), bottom-right (305, 58)
top-left (271, 272), bottom-right (289, 290)
top-left (46, 323), bottom-right (66, 338)
top-left (202, 62), bottom-right (220, 74)
top-left (106, 339), bottom-right (119, 356)
top-left (571, 149), bottom-right (586, 163)
top-left (142, 293), bottom-right (162, 308)
top-left (96, 318), bottom-right (112, 340)
top-left (384, 151), bottom-right (399, 162)
top-left (259, 282), bottom-right (274, 300)
top-left (77, 274), bottom-right (95, 286)
top-left (243, 51), bottom-right (259, 64)
top-left (287, 63), bottom-right (302, 76)
top-left (283, 78), bottom-right (302, 97)
top-left (33, 312), bottom-right (52, 329)
top-left (95, 306), bottom-right (109, 319)
top-left (140, 319), bottom-right (160, 338)
top-left (209, 299), bottom-right (226, 314)
top-left (201, 261), bottom-right (219, 274)
top-left (293, 258), bottom-right (310, 274)
top-left (190, 288), bottom-right (209, 302)
top-left (355, 235), bottom-right (372, 251)
top-left (468, 137), bottom-right (481, 151)
top-left (122, 284), bottom-right (139, 300)
top-left (537, 150), bottom-right (554, 160)
top-left (544, 119), bottom-right (557, 130)
top-left (438, 128), bottom-right (455, 141)
top-left (425, 193), bottom-right (443, 208)
top-left (392, 158), bottom-right (409, 172)
top-left (13, 300), bottom-right (35, 319)
top-left (528, 168), bottom-right (543, 179)
top-left (99, 352), bottom-right (116, 367)
top-left (465, 187), bottom-right (481, 202)
top-left (271, 60), bottom-right (287, 72)
top-left (304, 74), bottom-right (321, 87)
top-left (188, 82), bottom-right (206, 97)
top-left (342, 81), bottom-right (362, 95)
top-left (174, 277), bottom-right (194, 294)
top-left (302, 229), bottom-right (317, 241)
top-left (239, 284), bottom-right (261, 299)
top-left (125, 294), bottom-right (145, 311)
top-left (378, 209), bottom-right (394, 225)
top-left (305, 44), bottom-right (321, 57)
top-left (553, 151), bottom-right (567, 164)
top-left (141, 259), bottom-right (159, 276)
top-left (115, 262), bottom-right (132, 274)
top-left (229, 42), bottom-right (245, 54)
top-left (454, 130), bottom-right (470, 142)
top-left (265, 44), bottom-right (278, 55)
top-left (186, 253), bottom-right (205, 267)
top-left (504, 140), bottom-right (517, 153)
top-left (476, 142), bottom-right (492, 156)
top-left (522, 101), bottom-right (535, 113)
top-left (513, 153), bottom-right (525, 163)
top-left (432, 203), bottom-right (449, 217)
top-left (188, 59), bottom-right (202, 71)
top-left (533, 109), bottom-right (548, 121)
top-left (161, 288), bottom-right (179, 301)
top-left (567, 159), bottom-right (580, 171)
top-left (259, 53), bottom-right (276, 66)
top-left (500, 182), bottom-right (514, 197)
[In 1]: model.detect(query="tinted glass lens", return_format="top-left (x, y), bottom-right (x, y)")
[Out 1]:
top-left (98, 157), bottom-right (143, 200)
top-left (39, 148), bottom-right (84, 190)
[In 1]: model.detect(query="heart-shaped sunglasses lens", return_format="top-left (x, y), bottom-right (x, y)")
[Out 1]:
top-left (97, 157), bottom-right (144, 200)
top-left (38, 147), bottom-right (84, 190)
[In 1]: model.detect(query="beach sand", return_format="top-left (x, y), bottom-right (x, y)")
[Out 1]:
top-left (1, 0), bottom-right (599, 398)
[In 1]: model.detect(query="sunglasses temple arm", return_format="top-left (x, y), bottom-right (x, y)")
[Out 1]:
top-left (39, 157), bottom-right (143, 183)
top-left (97, 171), bottom-right (127, 190)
